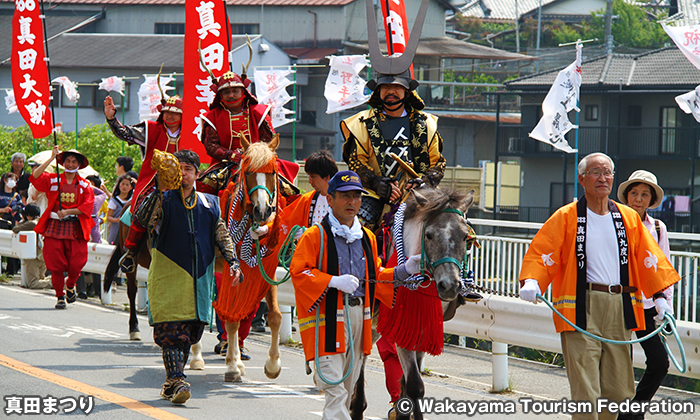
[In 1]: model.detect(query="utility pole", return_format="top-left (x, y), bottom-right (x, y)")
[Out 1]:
top-left (535, 0), bottom-right (542, 72)
top-left (604, 0), bottom-right (614, 55)
top-left (515, 0), bottom-right (520, 54)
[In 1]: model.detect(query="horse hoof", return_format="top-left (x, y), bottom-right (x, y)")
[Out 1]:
top-left (264, 359), bottom-right (282, 379)
top-left (190, 359), bottom-right (205, 370)
top-left (129, 331), bottom-right (142, 341)
top-left (224, 371), bottom-right (242, 383)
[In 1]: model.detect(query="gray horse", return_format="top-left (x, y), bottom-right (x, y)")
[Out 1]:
top-left (349, 186), bottom-right (476, 420)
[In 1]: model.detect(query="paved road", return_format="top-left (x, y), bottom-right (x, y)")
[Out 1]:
top-left (1, 282), bottom-right (698, 419)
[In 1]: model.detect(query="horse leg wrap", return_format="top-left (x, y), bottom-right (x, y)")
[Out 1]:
top-left (163, 346), bottom-right (187, 380)
top-left (124, 221), bottom-right (146, 251)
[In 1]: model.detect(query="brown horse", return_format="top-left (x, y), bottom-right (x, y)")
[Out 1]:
top-left (213, 134), bottom-right (285, 383)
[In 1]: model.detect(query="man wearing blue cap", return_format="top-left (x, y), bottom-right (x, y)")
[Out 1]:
top-left (290, 170), bottom-right (421, 420)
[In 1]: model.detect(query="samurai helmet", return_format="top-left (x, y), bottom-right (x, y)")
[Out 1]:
top-left (364, 0), bottom-right (428, 110)
top-left (154, 64), bottom-right (184, 123)
top-left (199, 36), bottom-right (257, 109)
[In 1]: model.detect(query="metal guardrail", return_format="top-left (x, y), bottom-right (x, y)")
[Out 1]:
top-left (3, 227), bottom-right (700, 381)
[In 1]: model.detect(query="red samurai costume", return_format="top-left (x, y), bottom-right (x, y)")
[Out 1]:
top-left (30, 150), bottom-right (94, 308)
top-left (106, 96), bottom-right (183, 272)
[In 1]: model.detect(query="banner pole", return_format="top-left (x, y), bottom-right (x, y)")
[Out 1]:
top-left (40, 0), bottom-right (61, 209)
top-left (292, 65), bottom-right (297, 162)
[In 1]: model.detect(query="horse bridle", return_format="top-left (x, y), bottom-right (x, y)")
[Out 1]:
top-left (419, 208), bottom-right (470, 281)
top-left (246, 172), bottom-right (277, 212)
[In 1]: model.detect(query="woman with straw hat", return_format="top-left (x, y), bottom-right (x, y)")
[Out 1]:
top-left (618, 170), bottom-right (674, 414)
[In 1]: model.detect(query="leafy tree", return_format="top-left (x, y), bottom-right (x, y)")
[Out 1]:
top-left (0, 124), bottom-right (142, 191)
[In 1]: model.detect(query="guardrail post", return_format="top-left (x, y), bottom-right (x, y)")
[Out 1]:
top-left (137, 279), bottom-right (148, 312)
top-left (279, 304), bottom-right (292, 343)
top-left (492, 341), bottom-right (509, 391)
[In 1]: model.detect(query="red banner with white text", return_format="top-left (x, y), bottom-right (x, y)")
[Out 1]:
top-left (183, 0), bottom-right (230, 164)
top-left (12, 0), bottom-right (53, 139)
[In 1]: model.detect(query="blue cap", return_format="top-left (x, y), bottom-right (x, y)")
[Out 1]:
top-left (327, 170), bottom-right (368, 194)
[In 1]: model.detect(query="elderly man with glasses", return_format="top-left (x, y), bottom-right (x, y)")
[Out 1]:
top-left (518, 152), bottom-right (679, 420)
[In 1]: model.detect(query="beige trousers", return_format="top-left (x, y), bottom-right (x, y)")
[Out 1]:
top-left (314, 303), bottom-right (365, 420)
top-left (561, 290), bottom-right (635, 420)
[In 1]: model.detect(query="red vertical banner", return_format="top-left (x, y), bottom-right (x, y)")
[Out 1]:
top-left (12, 0), bottom-right (53, 139)
top-left (380, 0), bottom-right (409, 56)
top-left (183, 0), bottom-right (230, 164)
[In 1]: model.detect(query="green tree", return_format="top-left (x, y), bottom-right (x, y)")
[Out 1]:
top-left (0, 124), bottom-right (142, 191)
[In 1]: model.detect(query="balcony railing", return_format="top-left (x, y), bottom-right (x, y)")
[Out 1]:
top-left (415, 81), bottom-right (520, 113)
top-left (498, 125), bottom-right (700, 158)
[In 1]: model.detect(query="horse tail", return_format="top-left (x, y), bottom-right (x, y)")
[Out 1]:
top-left (104, 243), bottom-right (123, 293)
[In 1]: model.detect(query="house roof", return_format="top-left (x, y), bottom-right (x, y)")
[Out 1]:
top-left (504, 47), bottom-right (700, 91)
top-left (354, 36), bottom-right (535, 60)
top-left (459, 0), bottom-right (559, 21)
top-left (283, 47), bottom-right (340, 64)
top-left (677, 0), bottom-right (700, 22)
top-left (0, 0), bottom-right (356, 5)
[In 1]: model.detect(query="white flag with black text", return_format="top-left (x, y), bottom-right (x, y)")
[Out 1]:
top-left (529, 43), bottom-right (582, 153)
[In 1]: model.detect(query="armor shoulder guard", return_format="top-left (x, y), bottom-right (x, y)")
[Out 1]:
top-left (423, 111), bottom-right (439, 140)
top-left (341, 109), bottom-right (374, 154)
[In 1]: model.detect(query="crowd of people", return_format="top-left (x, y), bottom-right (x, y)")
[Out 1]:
top-left (1, 58), bottom-right (682, 420)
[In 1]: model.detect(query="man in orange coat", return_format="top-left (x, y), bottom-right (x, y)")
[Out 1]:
top-left (290, 170), bottom-right (420, 420)
top-left (281, 150), bottom-right (337, 233)
top-left (519, 152), bottom-right (678, 420)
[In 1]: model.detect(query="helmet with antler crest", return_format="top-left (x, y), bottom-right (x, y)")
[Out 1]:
top-left (153, 64), bottom-right (183, 123)
top-left (364, 0), bottom-right (428, 110)
top-left (199, 36), bottom-right (257, 110)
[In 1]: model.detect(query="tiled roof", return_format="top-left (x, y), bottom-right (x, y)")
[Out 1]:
top-left (354, 36), bottom-right (535, 60)
top-left (0, 0), bottom-right (356, 5)
top-left (459, 0), bottom-right (559, 20)
top-left (505, 47), bottom-right (700, 90)
top-left (677, 0), bottom-right (700, 22)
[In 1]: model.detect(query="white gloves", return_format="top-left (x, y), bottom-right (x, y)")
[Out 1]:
top-left (250, 225), bottom-right (269, 240)
top-left (654, 298), bottom-right (673, 323)
top-left (520, 279), bottom-right (541, 304)
top-left (329, 274), bottom-right (360, 294)
top-left (405, 254), bottom-right (421, 275)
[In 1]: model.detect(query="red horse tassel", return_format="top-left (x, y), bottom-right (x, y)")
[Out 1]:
top-left (377, 254), bottom-right (445, 356)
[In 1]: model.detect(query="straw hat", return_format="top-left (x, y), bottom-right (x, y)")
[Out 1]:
top-left (617, 170), bottom-right (664, 209)
top-left (57, 149), bottom-right (89, 169)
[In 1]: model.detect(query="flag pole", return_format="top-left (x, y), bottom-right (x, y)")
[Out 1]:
top-left (39, 0), bottom-right (61, 209)
top-left (292, 65), bottom-right (297, 162)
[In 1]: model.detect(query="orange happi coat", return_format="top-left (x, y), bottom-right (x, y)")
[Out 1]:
top-left (290, 222), bottom-right (395, 361)
top-left (519, 201), bottom-right (679, 333)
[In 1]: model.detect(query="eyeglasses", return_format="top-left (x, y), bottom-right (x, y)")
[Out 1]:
top-left (585, 169), bottom-right (615, 178)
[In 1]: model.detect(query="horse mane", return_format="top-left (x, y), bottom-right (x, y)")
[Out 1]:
top-left (404, 187), bottom-right (469, 222)
top-left (240, 142), bottom-right (278, 174)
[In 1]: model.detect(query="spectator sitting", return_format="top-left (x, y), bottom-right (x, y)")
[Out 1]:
top-left (1, 172), bottom-right (23, 275)
top-left (116, 155), bottom-right (139, 180)
top-left (12, 204), bottom-right (50, 289)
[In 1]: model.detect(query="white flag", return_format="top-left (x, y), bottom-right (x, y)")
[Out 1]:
top-left (52, 76), bottom-right (80, 103)
top-left (325, 55), bottom-right (371, 114)
top-left (254, 69), bottom-right (293, 101)
top-left (138, 74), bottom-right (174, 122)
top-left (676, 85), bottom-right (700, 123)
top-left (254, 68), bottom-right (296, 128)
top-left (662, 24), bottom-right (700, 71)
top-left (99, 76), bottom-right (125, 96)
top-left (5, 89), bottom-right (17, 114)
top-left (529, 43), bottom-right (582, 153)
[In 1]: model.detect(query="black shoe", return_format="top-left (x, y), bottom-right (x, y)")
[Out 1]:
top-left (251, 325), bottom-right (266, 333)
top-left (464, 291), bottom-right (483, 302)
top-left (214, 340), bottom-right (223, 355)
top-left (78, 292), bottom-right (88, 300)
top-left (66, 288), bottom-right (77, 303)
top-left (119, 251), bottom-right (136, 274)
top-left (239, 347), bottom-right (251, 361)
top-left (55, 296), bottom-right (66, 309)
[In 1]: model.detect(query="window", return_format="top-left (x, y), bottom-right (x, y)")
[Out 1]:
top-left (628, 105), bottom-right (642, 127)
top-left (155, 23), bottom-right (185, 35)
top-left (660, 107), bottom-right (678, 154)
top-left (231, 23), bottom-right (260, 35)
top-left (584, 104), bottom-right (598, 121)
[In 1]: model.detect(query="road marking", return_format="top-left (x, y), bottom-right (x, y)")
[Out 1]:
top-left (0, 354), bottom-right (188, 420)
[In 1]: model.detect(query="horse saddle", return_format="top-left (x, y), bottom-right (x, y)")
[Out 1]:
top-left (197, 160), bottom-right (239, 195)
